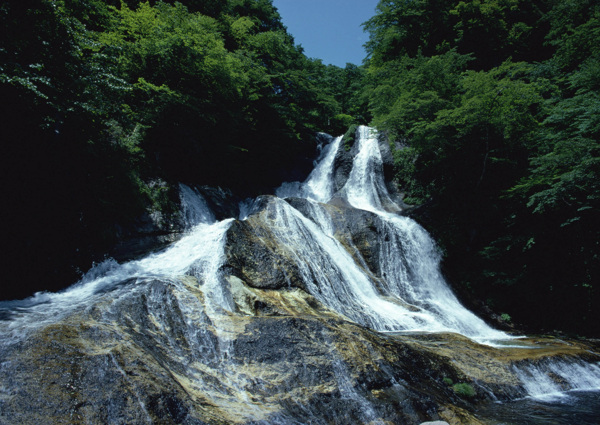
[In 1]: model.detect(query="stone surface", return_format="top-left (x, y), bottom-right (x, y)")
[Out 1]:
top-left (0, 275), bottom-right (474, 424)
top-left (3, 163), bottom-right (600, 424)
top-left (2, 263), bottom-right (598, 424)
top-left (225, 201), bottom-right (307, 291)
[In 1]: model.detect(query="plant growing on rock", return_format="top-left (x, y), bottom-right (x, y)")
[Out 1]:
top-left (452, 382), bottom-right (476, 398)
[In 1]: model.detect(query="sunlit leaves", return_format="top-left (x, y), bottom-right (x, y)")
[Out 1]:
top-left (363, 0), bottom-right (600, 332)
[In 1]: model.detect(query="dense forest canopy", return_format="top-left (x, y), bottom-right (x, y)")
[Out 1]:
top-left (0, 0), bottom-right (367, 298)
top-left (362, 0), bottom-right (600, 335)
top-left (1, 0), bottom-right (599, 336)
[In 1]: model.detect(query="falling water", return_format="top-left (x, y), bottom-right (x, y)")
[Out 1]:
top-left (342, 126), bottom-right (395, 212)
top-left (179, 183), bottom-right (217, 227)
top-left (274, 125), bottom-right (508, 344)
top-left (513, 358), bottom-right (600, 400)
top-left (258, 198), bottom-right (451, 332)
top-left (276, 133), bottom-right (342, 203)
top-left (2, 125), bottom-right (600, 423)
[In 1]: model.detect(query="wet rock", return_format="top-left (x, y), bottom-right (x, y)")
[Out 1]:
top-left (2, 272), bottom-right (599, 424)
top-left (195, 185), bottom-right (242, 220)
top-left (225, 203), bottom-right (306, 291)
top-left (331, 134), bottom-right (357, 192)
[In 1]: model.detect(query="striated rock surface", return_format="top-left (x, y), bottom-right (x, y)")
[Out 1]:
top-left (2, 270), bottom-right (598, 424)
top-left (2, 126), bottom-right (600, 424)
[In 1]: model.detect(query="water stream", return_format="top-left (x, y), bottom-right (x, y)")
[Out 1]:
top-left (1, 125), bottom-right (599, 423)
top-left (276, 126), bottom-right (509, 344)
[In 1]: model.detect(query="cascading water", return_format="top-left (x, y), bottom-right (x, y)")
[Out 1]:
top-left (179, 183), bottom-right (217, 227)
top-left (0, 187), bottom-right (274, 423)
top-left (513, 358), bottom-right (600, 400)
top-left (274, 125), bottom-right (508, 344)
top-left (1, 125), bottom-right (600, 424)
top-left (255, 198), bottom-right (450, 332)
top-left (276, 133), bottom-right (342, 203)
top-left (342, 126), bottom-right (395, 212)
top-left (0, 187), bottom-right (233, 339)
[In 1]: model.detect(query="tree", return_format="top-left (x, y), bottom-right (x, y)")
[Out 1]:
top-left (362, 0), bottom-right (600, 334)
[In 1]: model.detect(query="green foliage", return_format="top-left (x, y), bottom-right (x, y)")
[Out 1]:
top-left (373, 58), bottom-right (543, 201)
top-left (343, 124), bottom-right (359, 151)
top-left (442, 377), bottom-right (454, 386)
top-left (364, 0), bottom-right (600, 335)
top-left (363, 0), bottom-right (457, 64)
top-left (367, 50), bottom-right (472, 142)
top-left (363, 0), bottom-right (551, 69)
top-left (452, 383), bottom-right (476, 398)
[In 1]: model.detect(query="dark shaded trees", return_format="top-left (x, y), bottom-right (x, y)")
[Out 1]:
top-left (363, 0), bottom-right (600, 334)
top-left (0, 0), bottom-right (355, 300)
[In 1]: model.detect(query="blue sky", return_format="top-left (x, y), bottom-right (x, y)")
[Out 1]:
top-left (271, 0), bottom-right (380, 67)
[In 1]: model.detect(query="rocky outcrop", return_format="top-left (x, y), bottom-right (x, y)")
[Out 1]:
top-left (3, 126), bottom-right (600, 425)
top-left (2, 269), bottom-right (597, 425)
top-left (225, 209), bottom-right (307, 291)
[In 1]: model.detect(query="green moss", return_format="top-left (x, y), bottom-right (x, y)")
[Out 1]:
top-left (342, 124), bottom-right (358, 151)
top-left (452, 382), bottom-right (476, 398)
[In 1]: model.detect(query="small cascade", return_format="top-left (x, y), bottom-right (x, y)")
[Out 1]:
top-left (260, 198), bottom-right (449, 332)
top-left (342, 126), bottom-right (395, 212)
top-left (514, 358), bottom-right (600, 400)
top-left (276, 134), bottom-right (342, 203)
top-left (376, 214), bottom-right (508, 342)
top-left (238, 197), bottom-right (262, 221)
top-left (179, 183), bottom-right (216, 227)
top-left (0, 188), bottom-right (233, 340)
top-left (275, 125), bottom-right (509, 344)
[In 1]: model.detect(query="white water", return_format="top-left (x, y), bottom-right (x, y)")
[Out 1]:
top-left (275, 125), bottom-right (508, 344)
top-left (261, 198), bottom-right (450, 332)
top-left (179, 183), bottom-right (216, 226)
top-left (276, 134), bottom-right (342, 203)
top-left (342, 126), bottom-right (395, 212)
top-left (514, 359), bottom-right (600, 400)
top-left (0, 189), bottom-right (233, 340)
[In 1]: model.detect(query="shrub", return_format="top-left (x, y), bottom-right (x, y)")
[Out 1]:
top-left (452, 383), bottom-right (476, 398)
top-left (342, 124), bottom-right (358, 151)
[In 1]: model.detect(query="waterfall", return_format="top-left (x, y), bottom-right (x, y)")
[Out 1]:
top-left (179, 183), bottom-right (216, 227)
top-left (513, 358), bottom-right (600, 400)
top-left (2, 125), bottom-right (600, 424)
top-left (274, 125), bottom-right (508, 344)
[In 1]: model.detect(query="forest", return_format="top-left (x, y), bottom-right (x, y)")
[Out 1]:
top-left (1, 0), bottom-right (599, 336)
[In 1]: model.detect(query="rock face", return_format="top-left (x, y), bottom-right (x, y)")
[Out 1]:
top-left (2, 271), bottom-right (597, 424)
top-left (225, 202), bottom-right (307, 291)
top-left (0, 277), bottom-right (454, 424)
top-left (1, 126), bottom-right (600, 424)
